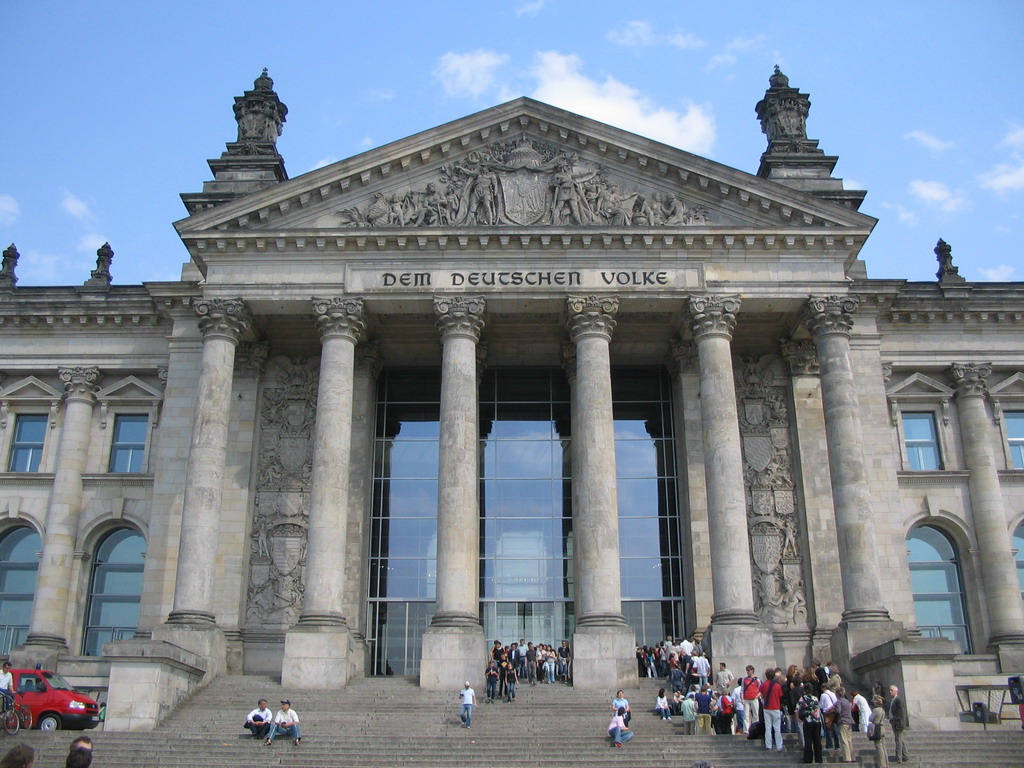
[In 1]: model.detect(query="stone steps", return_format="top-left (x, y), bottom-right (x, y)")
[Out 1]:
top-left (13, 675), bottom-right (1022, 767)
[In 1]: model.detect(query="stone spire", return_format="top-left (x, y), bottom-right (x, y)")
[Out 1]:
top-left (0, 244), bottom-right (19, 288)
top-left (754, 67), bottom-right (866, 211)
top-left (180, 70), bottom-right (289, 214)
top-left (84, 242), bottom-right (114, 288)
top-left (934, 238), bottom-right (965, 283)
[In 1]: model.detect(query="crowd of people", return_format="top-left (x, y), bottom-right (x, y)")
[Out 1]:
top-left (0, 736), bottom-right (93, 768)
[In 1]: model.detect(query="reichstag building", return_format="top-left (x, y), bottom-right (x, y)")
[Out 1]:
top-left (1, 68), bottom-right (1022, 730)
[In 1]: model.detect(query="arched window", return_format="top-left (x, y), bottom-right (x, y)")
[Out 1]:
top-left (83, 529), bottom-right (145, 656)
top-left (0, 527), bottom-right (40, 654)
top-left (907, 525), bottom-right (971, 652)
top-left (1013, 523), bottom-right (1024, 603)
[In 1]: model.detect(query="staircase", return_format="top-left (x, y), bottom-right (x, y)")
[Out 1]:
top-left (8, 676), bottom-right (1023, 767)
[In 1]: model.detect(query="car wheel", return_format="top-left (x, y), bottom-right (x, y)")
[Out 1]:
top-left (38, 714), bottom-right (60, 731)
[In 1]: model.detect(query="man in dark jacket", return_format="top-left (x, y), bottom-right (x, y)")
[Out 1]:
top-left (887, 685), bottom-right (908, 762)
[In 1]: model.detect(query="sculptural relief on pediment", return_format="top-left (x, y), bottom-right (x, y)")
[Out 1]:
top-left (335, 137), bottom-right (711, 229)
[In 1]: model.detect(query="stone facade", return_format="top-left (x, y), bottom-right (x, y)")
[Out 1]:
top-left (1, 70), bottom-right (1022, 730)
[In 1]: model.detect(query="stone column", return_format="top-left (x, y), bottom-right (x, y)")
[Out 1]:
top-left (166, 298), bottom-right (251, 627)
top-left (15, 366), bottom-right (102, 666)
top-left (283, 297), bottom-right (366, 688)
top-left (566, 295), bottom-right (635, 690)
top-left (802, 296), bottom-right (896, 658)
top-left (685, 297), bottom-right (774, 670)
top-left (950, 363), bottom-right (1024, 665)
top-left (419, 295), bottom-right (487, 690)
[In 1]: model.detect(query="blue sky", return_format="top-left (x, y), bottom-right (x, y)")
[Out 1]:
top-left (3, 1), bottom-right (1022, 287)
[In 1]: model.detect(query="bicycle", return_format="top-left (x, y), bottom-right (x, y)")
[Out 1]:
top-left (1, 693), bottom-right (33, 735)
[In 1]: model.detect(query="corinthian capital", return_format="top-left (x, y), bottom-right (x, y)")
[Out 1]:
top-left (780, 338), bottom-right (819, 376)
top-left (950, 362), bottom-right (991, 399)
top-left (434, 295), bottom-right (486, 341)
top-left (566, 295), bottom-right (618, 343)
top-left (687, 295), bottom-right (740, 341)
top-left (194, 298), bottom-right (252, 342)
top-left (313, 296), bottom-right (367, 343)
top-left (801, 295), bottom-right (860, 338)
top-left (58, 366), bottom-right (102, 402)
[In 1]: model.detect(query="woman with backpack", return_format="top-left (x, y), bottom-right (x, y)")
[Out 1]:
top-left (796, 683), bottom-right (823, 764)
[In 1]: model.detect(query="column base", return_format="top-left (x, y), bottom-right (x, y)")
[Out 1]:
top-left (702, 621), bottom-right (776, 678)
top-left (151, 622), bottom-right (227, 682)
top-left (8, 635), bottom-right (68, 671)
top-left (165, 609), bottom-right (217, 625)
top-left (831, 616), bottom-right (904, 664)
top-left (419, 623), bottom-right (486, 691)
top-left (281, 623), bottom-right (352, 689)
top-left (571, 622), bottom-right (636, 691)
top-left (992, 638), bottom-right (1024, 672)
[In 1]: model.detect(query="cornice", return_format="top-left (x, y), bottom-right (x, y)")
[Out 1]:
top-left (896, 470), bottom-right (970, 488)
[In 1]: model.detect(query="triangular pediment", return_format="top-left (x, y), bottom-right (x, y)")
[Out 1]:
top-left (96, 376), bottom-right (163, 400)
top-left (991, 372), bottom-right (1024, 397)
top-left (886, 373), bottom-right (954, 398)
top-left (0, 376), bottom-right (61, 400)
top-left (176, 98), bottom-right (875, 244)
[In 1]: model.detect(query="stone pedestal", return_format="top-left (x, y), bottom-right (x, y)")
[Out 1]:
top-left (419, 625), bottom-right (486, 691)
top-left (702, 623), bottom-right (776, 680)
top-left (282, 624), bottom-right (352, 688)
top-left (572, 624), bottom-right (637, 691)
top-left (830, 617), bottom-right (903, 665)
top-left (103, 638), bottom-right (206, 731)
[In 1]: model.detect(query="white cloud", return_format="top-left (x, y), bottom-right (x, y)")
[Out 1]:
top-left (515, 0), bottom-right (545, 16)
top-left (309, 156), bottom-right (340, 172)
top-left (359, 137), bottom-right (375, 148)
top-left (366, 89), bottom-right (394, 101)
top-left (435, 50), bottom-right (509, 98)
top-left (707, 35), bottom-right (765, 70)
top-left (61, 191), bottom-right (94, 222)
top-left (529, 51), bottom-right (715, 155)
top-left (881, 202), bottom-right (918, 226)
top-left (1001, 124), bottom-right (1024, 149)
top-left (908, 180), bottom-right (967, 212)
top-left (978, 264), bottom-right (1016, 281)
top-left (19, 248), bottom-right (76, 284)
top-left (0, 194), bottom-right (19, 225)
top-left (607, 21), bottom-right (706, 50)
top-left (904, 130), bottom-right (954, 152)
top-left (979, 160), bottom-right (1024, 192)
top-left (77, 233), bottom-right (107, 254)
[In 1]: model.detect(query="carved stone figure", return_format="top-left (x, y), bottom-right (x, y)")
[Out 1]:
top-left (334, 137), bottom-right (710, 229)
top-left (0, 244), bottom-right (19, 288)
top-left (230, 69), bottom-right (288, 156)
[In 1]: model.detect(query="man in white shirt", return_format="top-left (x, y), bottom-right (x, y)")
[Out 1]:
top-left (264, 700), bottom-right (301, 746)
top-left (459, 681), bottom-right (477, 728)
top-left (0, 662), bottom-right (13, 711)
top-left (243, 698), bottom-right (272, 739)
top-left (851, 690), bottom-right (871, 735)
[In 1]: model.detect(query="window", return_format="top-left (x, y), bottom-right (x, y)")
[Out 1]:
top-left (0, 527), bottom-right (40, 654)
top-left (82, 528), bottom-right (145, 655)
top-left (108, 414), bottom-right (149, 473)
top-left (7, 414), bottom-right (47, 472)
top-left (907, 525), bottom-right (971, 652)
top-left (1007, 412), bottom-right (1024, 470)
top-left (902, 412), bottom-right (943, 470)
top-left (1014, 523), bottom-right (1024, 603)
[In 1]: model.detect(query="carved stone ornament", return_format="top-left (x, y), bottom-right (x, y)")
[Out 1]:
top-left (194, 298), bottom-right (252, 342)
top-left (950, 362), bottom-right (992, 399)
top-left (0, 244), bottom-right (20, 288)
top-left (735, 356), bottom-right (806, 628)
top-left (667, 340), bottom-right (698, 376)
top-left (248, 356), bottom-right (319, 628)
top-left (780, 339), bottom-right (819, 376)
top-left (58, 366), bottom-right (103, 402)
top-left (434, 295), bottom-right (486, 340)
top-left (754, 66), bottom-right (820, 155)
top-left (566, 295), bottom-right (619, 342)
top-left (313, 296), bottom-right (367, 342)
top-left (935, 238), bottom-right (964, 283)
top-left (801, 295), bottom-right (860, 338)
top-left (230, 69), bottom-right (288, 156)
top-left (334, 137), bottom-right (712, 229)
top-left (84, 242), bottom-right (114, 287)
top-left (687, 295), bottom-right (740, 340)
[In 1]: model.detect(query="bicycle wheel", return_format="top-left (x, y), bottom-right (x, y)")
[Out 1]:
top-left (2, 708), bottom-right (19, 736)
top-left (16, 705), bottom-right (31, 731)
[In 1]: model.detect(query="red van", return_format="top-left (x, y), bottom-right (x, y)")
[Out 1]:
top-left (9, 669), bottom-right (100, 731)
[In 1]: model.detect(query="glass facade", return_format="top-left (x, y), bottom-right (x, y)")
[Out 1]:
top-left (907, 525), bottom-right (971, 652)
top-left (1014, 523), bottom-right (1024, 603)
top-left (366, 366), bottom-right (683, 675)
top-left (83, 528), bottom-right (145, 655)
top-left (0, 527), bottom-right (40, 654)
top-left (902, 412), bottom-right (942, 470)
top-left (1007, 411), bottom-right (1024, 470)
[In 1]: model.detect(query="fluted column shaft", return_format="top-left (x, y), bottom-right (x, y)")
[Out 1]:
top-left (168, 299), bottom-right (250, 624)
top-left (688, 297), bottom-right (758, 624)
top-left (950, 363), bottom-right (1024, 645)
top-left (802, 296), bottom-right (889, 622)
top-left (567, 295), bottom-right (627, 626)
top-left (431, 296), bottom-right (485, 626)
top-left (298, 298), bottom-right (366, 625)
top-left (28, 366), bottom-right (102, 645)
